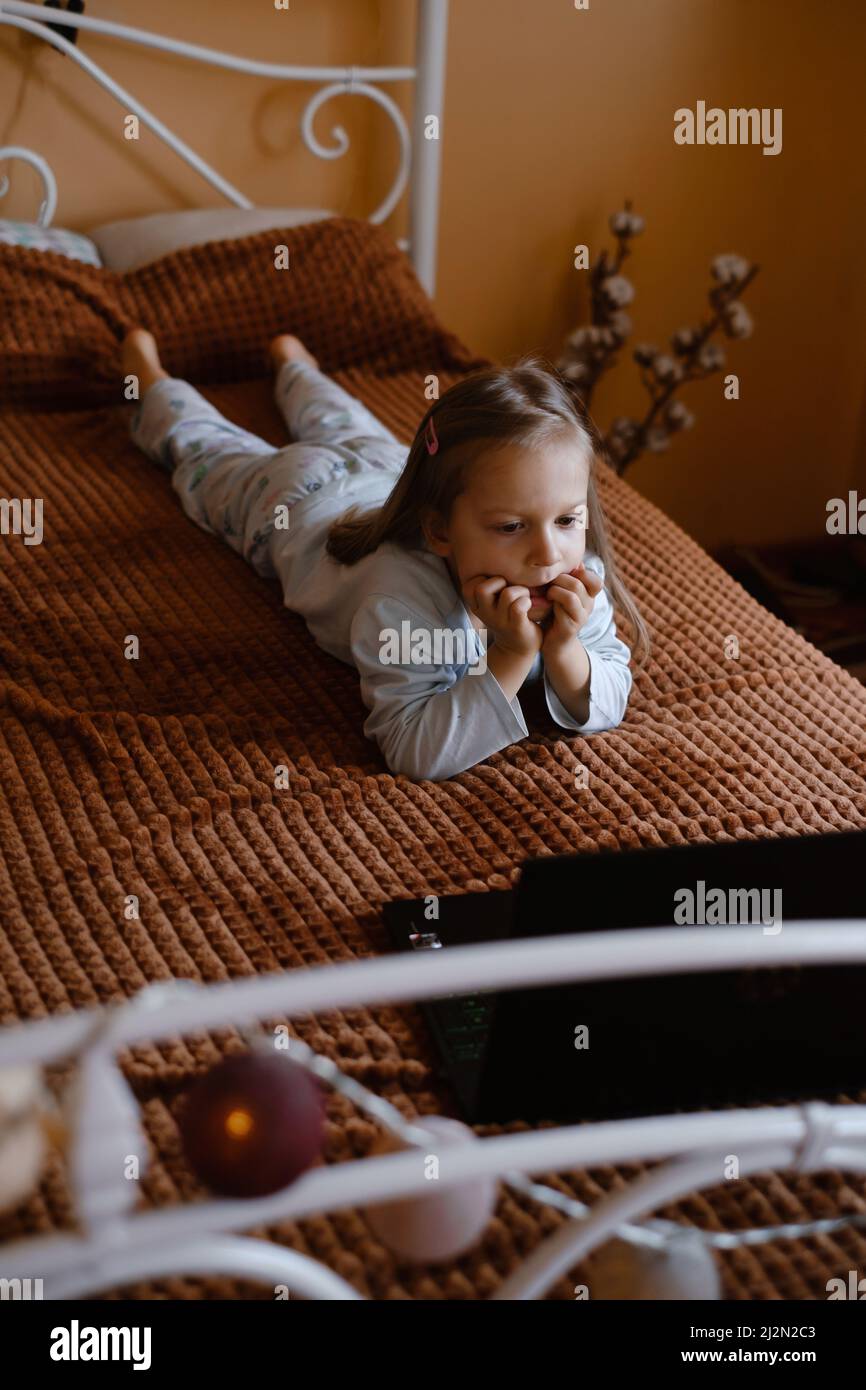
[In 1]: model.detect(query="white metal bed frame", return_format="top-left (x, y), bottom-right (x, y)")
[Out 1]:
top-left (2, 923), bottom-right (866, 1299)
top-left (1, 1), bottom-right (865, 1301)
top-left (0, 0), bottom-right (448, 294)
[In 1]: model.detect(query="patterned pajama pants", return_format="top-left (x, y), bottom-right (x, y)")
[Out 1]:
top-left (129, 360), bottom-right (407, 579)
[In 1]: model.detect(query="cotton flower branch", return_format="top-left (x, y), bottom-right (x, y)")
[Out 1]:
top-left (557, 203), bottom-right (643, 403)
top-left (556, 205), bottom-right (760, 475)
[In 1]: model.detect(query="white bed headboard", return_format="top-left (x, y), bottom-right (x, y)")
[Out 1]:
top-left (0, 0), bottom-right (448, 294)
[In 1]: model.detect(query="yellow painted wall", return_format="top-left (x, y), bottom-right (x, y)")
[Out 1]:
top-left (2, 0), bottom-right (863, 550)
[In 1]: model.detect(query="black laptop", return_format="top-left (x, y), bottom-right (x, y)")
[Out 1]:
top-left (382, 828), bottom-right (866, 1125)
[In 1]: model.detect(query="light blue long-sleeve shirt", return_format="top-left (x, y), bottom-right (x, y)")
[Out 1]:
top-left (272, 472), bottom-right (633, 782)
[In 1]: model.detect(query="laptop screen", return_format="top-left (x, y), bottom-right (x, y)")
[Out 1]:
top-left (476, 828), bottom-right (866, 1124)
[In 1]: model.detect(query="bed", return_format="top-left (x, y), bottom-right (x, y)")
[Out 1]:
top-left (2, 2), bottom-right (866, 1303)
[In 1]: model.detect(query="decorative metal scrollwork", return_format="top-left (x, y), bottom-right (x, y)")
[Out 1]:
top-left (0, 146), bottom-right (58, 225)
top-left (300, 78), bottom-right (410, 226)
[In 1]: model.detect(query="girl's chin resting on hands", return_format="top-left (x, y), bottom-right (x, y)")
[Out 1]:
top-left (527, 565), bottom-right (585, 614)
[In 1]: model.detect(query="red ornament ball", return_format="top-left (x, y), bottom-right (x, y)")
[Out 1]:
top-left (179, 1052), bottom-right (325, 1198)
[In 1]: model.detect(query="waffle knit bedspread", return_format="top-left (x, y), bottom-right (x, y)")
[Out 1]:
top-left (1, 218), bottom-right (866, 1300)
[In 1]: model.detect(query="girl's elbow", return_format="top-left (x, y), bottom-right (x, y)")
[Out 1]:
top-left (378, 733), bottom-right (442, 782)
top-left (381, 734), bottom-right (473, 783)
top-left (386, 752), bottom-right (453, 782)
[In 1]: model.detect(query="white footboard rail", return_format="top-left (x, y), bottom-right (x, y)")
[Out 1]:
top-left (2, 921), bottom-right (866, 1301)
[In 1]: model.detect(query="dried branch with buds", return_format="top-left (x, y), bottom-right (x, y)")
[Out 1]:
top-left (556, 203), bottom-right (760, 475)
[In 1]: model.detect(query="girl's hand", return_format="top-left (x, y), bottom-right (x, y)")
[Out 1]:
top-left (542, 563), bottom-right (603, 652)
top-left (462, 574), bottom-right (544, 659)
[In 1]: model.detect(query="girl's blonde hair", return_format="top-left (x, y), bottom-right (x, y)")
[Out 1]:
top-left (325, 353), bottom-right (651, 670)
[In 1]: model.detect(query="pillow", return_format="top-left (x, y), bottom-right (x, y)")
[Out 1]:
top-left (88, 207), bottom-right (332, 272)
top-left (0, 216), bottom-right (488, 410)
top-left (0, 219), bottom-right (102, 266)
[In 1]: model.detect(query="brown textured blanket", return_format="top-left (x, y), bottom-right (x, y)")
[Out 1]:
top-left (1, 217), bottom-right (866, 1300)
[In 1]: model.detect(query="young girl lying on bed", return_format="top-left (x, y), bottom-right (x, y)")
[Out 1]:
top-left (122, 328), bottom-right (650, 782)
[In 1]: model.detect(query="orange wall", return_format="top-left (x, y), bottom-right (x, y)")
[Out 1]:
top-left (0, 1), bottom-right (385, 225)
top-left (2, 0), bottom-right (864, 550)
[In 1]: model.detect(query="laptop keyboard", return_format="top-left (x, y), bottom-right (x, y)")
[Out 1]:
top-left (438, 994), bottom-right (496, 1064)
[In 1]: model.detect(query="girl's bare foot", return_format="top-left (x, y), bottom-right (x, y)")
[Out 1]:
top-left (122, 328), bottom-right (168, 394)
top-left (269, 334), bottom-right (319, 372)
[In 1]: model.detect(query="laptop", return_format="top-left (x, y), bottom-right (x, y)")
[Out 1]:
top-left (382, 828), bottom-right (866, 1125)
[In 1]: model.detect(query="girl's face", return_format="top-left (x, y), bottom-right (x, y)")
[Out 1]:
top-left (423, 434), bottom-right (591, 621)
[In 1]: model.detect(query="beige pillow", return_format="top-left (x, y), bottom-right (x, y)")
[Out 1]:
top-left (88, 207), bottom-right (332, 271)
